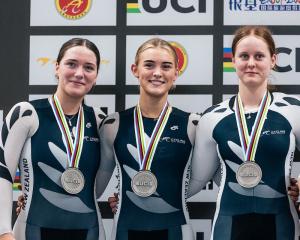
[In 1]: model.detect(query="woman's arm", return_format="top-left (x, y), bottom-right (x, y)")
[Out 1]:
top-left (0, 102), bottom-right (38, 237)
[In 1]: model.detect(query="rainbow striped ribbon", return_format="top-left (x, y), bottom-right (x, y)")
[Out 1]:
top-left (49, 95), bottom-right (85, 168)
top-left (134, 102), bottom-right (171, 170)
top-left (235, 92), bottom-right (271, 162)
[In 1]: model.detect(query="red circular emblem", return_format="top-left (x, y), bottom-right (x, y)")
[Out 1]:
top-left (56, 0), bottom-right (91, 19)
top-left (169, 41), bottom-right (188, 76)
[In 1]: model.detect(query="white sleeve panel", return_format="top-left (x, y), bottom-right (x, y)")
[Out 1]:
top-left (95, 113), bottom-right (119, 198)
top-left (188, 113), bottom-right (220, 198)
top-left (288, 99), bottom-right (300, 151)
top-left (0, 102), bottom-right (38, 235)
top-left (272, 93), bottom-right (300, 151)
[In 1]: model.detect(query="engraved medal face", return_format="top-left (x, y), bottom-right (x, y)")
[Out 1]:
top-left (236, 161), bottom-right (262, 188)
top-left (131, 171), bottom-right (157, 197)
top-left (61, 168), bottom-right (85, 194)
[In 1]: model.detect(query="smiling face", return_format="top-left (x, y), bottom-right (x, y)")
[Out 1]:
top-left (232, 35), bottom-right (276, 90)
top-left (55, 45), bottom-right (98, 100)
top-left (131, 47), bottom-right (178, 100)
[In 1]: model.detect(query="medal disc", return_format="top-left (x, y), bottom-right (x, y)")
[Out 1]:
top-left (61, 168), bottom-right (85, 194)
top-left (131, 171), bottom-right (157, 197)
top-left (236, 161), bottom-right (262, 188)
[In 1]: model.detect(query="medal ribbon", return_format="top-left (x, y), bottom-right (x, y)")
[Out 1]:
top-left (235, 92), bottom-right (271, 162)
top-left (134, 102), bottom-right (171, 170)
top-left (49, 95), bottom-right (85, 168)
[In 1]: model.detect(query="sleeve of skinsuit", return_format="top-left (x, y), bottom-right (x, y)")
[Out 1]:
top-left (95, 112), bottom-right (119, 198)
top-left (0, 102), bottom-right (38, 236)
top-left (187, 111), bottom-right (220, 198)
top-left (187, 113), bottom-right (201, 148)
top-left (288, 97), bottom-right (300, 152)
top-left (273, 93), bottom-right (300, 153)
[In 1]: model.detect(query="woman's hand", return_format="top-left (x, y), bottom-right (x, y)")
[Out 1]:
top-left (16, 194), bottom-right (25, 215)
top-left (288, 178), bottom-right (299, 204)
top-left (0, 233), bottom-right (15, 240)
top-left (108, 193), bottom-right (119, 214)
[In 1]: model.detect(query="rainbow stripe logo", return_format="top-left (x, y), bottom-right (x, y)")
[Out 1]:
top-left (127, 0), bottom-right (141, 13)
top-left (13, 170), bottom-right (21, 191)
top-left (223, 48), bottom-right (235, 72)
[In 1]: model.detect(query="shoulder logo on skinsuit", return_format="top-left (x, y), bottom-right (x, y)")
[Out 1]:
top-left (170, 125), bottom-right (178, 130)
top-left (55, 0), bottom-right (91, 20)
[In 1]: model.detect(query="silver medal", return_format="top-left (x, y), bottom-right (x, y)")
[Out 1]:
top-left (61, 168), bottom-right (85, 194)
top-left (131, 171), bottom-right (157, 197)
top-left (236, 161), bottom-right (262, 188)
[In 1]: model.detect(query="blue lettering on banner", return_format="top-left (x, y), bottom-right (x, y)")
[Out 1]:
top-left (229, 0), bottom-right (243, 10)
top-left (229, 0), bottom-right (300, 11)
top-left (244, 0), bottom-right (258, 10)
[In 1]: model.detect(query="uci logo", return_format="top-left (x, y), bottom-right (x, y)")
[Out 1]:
top-left (275, 47), bottom-right (300, 73)
top-left (127, 0), bottom-right (206, 14)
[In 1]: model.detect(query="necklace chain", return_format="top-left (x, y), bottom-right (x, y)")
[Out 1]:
top-left (65, 114), bottom-right (76, 127)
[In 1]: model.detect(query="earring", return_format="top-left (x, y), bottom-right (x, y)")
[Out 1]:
top-left (171, 84), bottom-right (176, 91)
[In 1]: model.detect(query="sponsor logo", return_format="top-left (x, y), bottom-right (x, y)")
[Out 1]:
top-left (127, 0), bottom-right (206, 14)
top-left (36, 57), bottom-right (109, 66)
top-left (13, 170), bottom-right (21, 191)
top-left (261, 129), bottom-right (286, 135)
top-left (127, 0), bottom-right (141, 13)
top-left (55, 0), bottom-right (92, 20)
top-left (170, 125), bottom-right (179, 130)
top-left (86, 122), bottom-right (92, 128)
top-left (169, 41), bottom-right (188, 76)
top-left (276, 47), bottom-right (300, 73)
top-left (223, 48), bottom-right (235, 72)
top-left (160, 136), bottom-right (186, 144)
top-left (84, 136), bottom-right (99, 142)
top-left (229, 0), bottom-right (300, 12)
top-left (37, 57), bottom-right (55, 66)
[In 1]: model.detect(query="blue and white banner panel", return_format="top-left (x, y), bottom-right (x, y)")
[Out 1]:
top-left (30, 0), bottom-right (116, 26)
